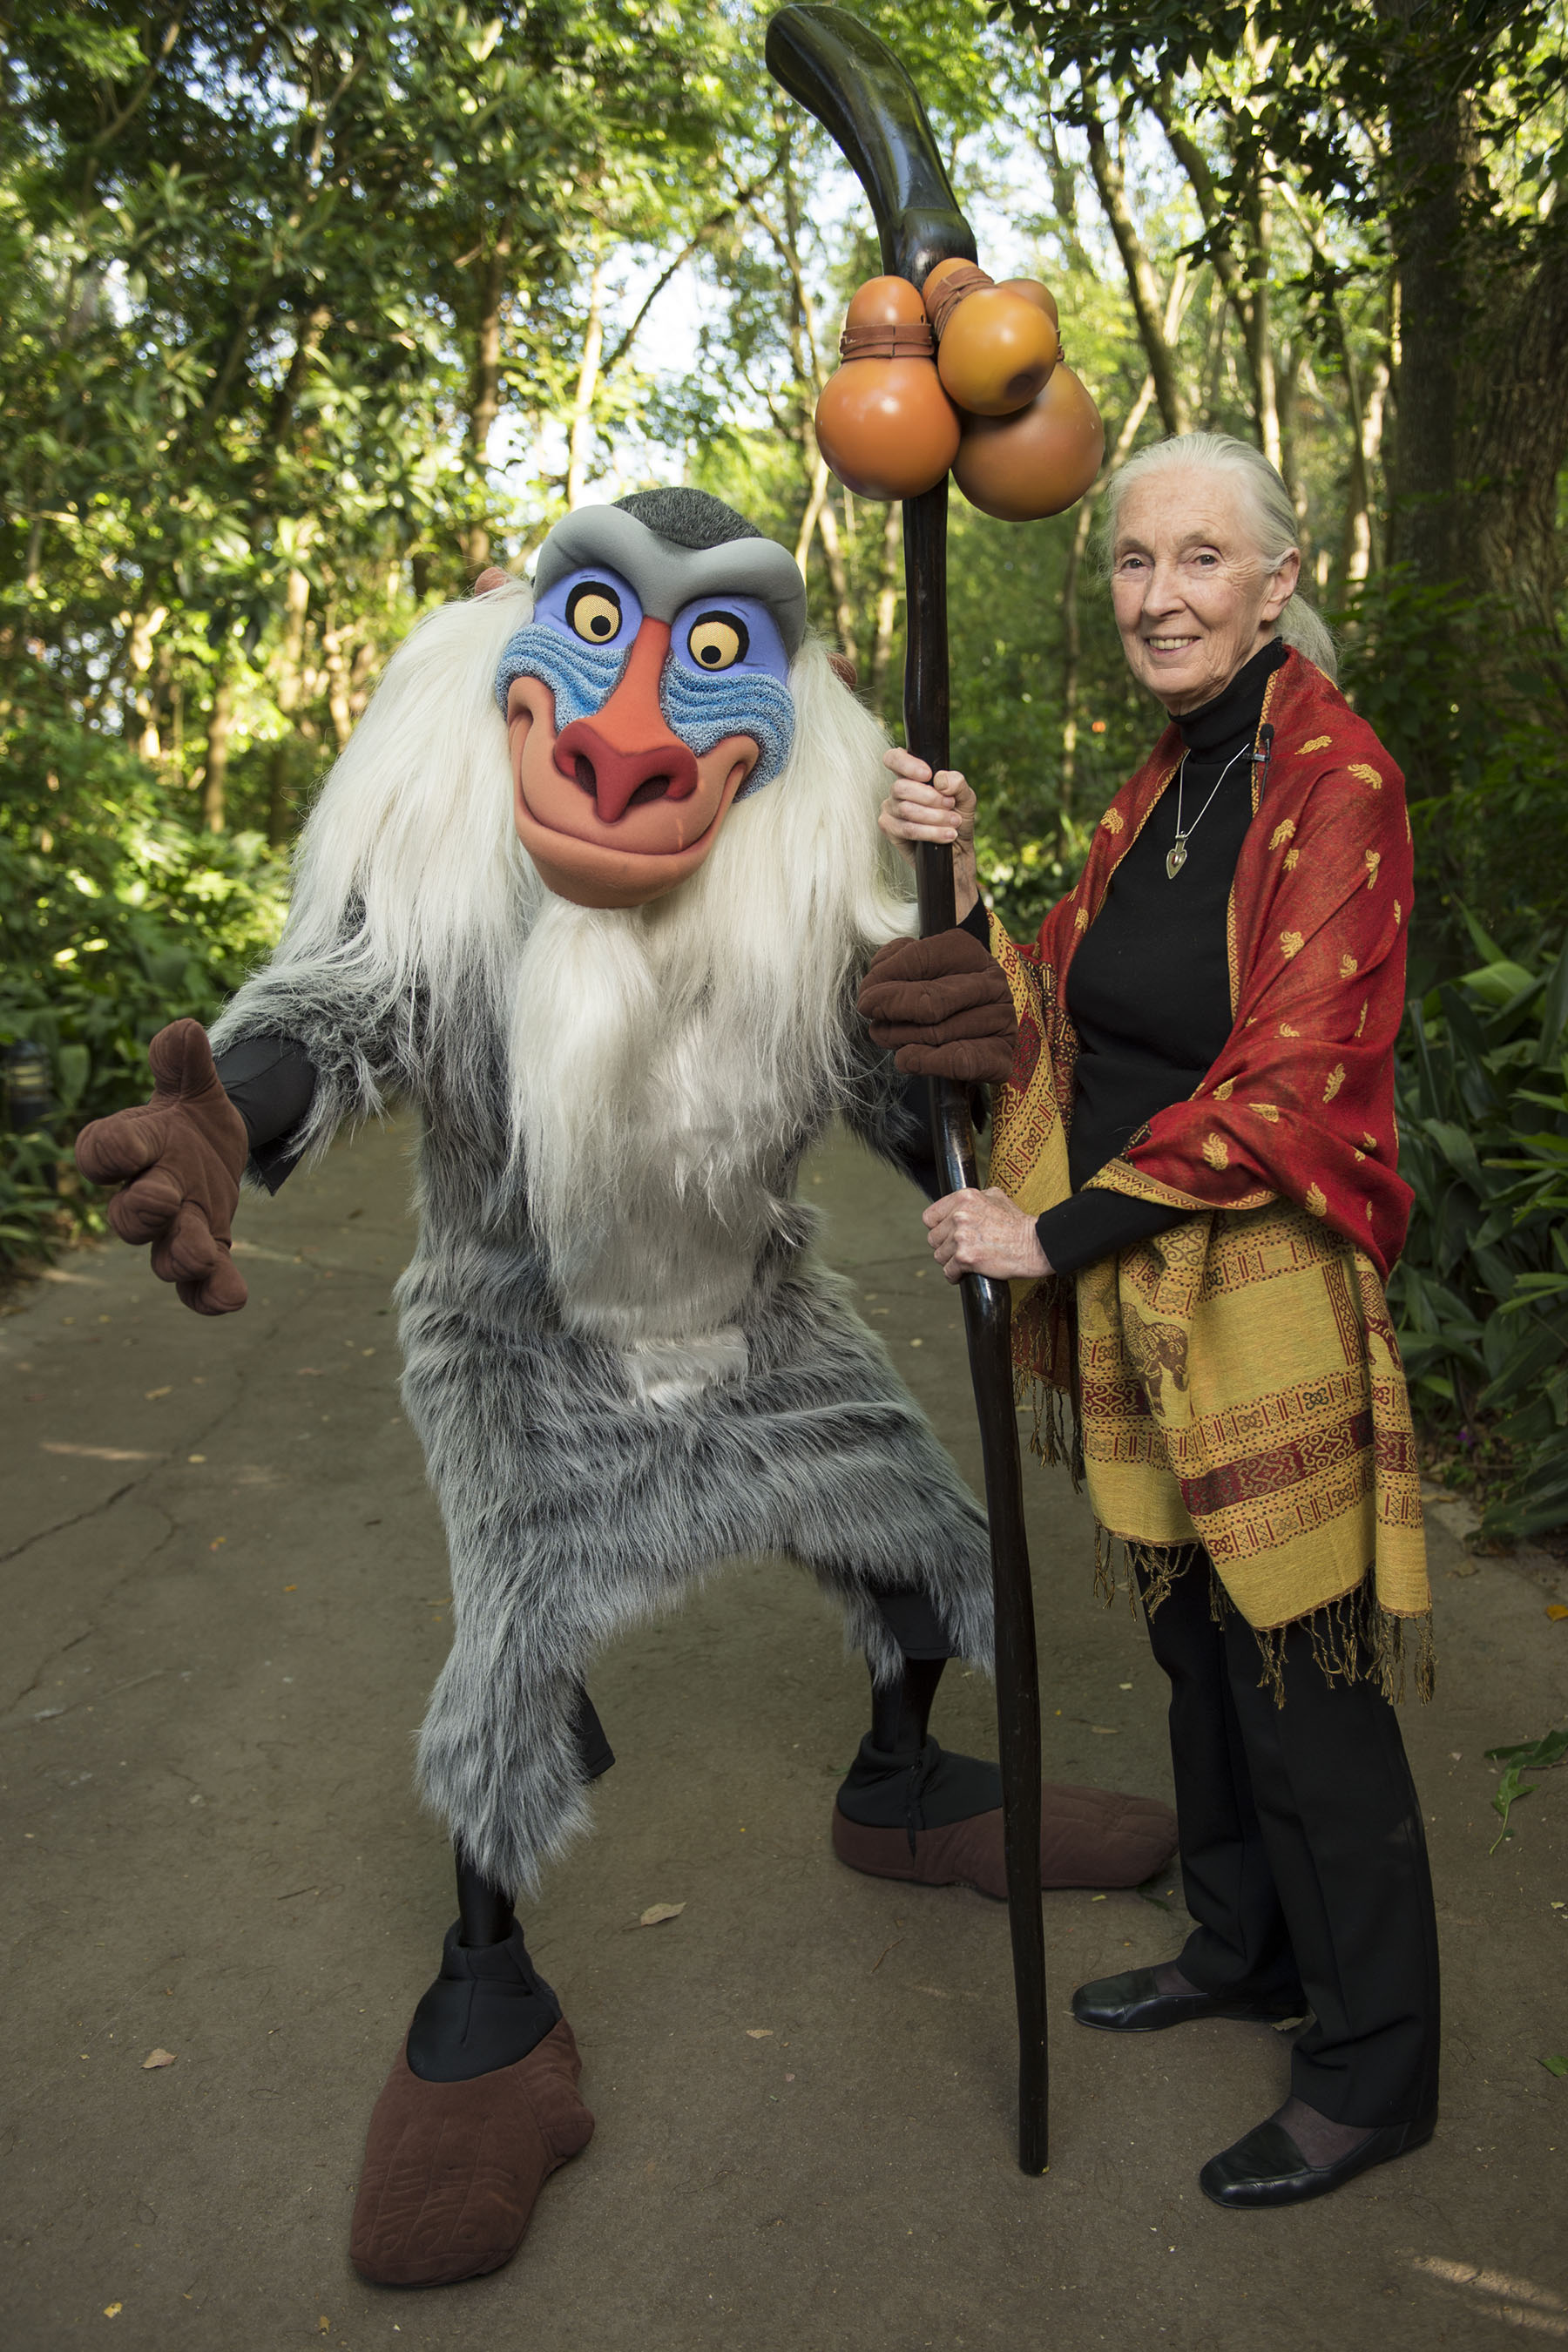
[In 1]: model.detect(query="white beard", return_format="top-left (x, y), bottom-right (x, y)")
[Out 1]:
top-left (506, 889), bottom-right (828, 1355)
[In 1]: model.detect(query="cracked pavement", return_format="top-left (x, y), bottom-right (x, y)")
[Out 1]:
top-left (3, 1119), bottom-right (1566, 2351)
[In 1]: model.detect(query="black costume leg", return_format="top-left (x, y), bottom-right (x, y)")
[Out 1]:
top-left (407, 1684), bottom-right (614, 2084)
top-left (1139, 1555), bottom-right (1304, 2006)
top-left (836, 1585), bottom-right (1004, 1831)
top-left (833, 1581), bottom-right (1177, 1891)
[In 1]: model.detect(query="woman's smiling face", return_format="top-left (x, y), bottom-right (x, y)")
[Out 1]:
top-left (1110, 467), bottom-right (1300, 715)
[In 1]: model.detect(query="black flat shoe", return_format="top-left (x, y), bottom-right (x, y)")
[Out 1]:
top-left (1200, 2112), bottom-right (1436, 2209)
top-left (1071, 1966), bottom-right (1308, 2034)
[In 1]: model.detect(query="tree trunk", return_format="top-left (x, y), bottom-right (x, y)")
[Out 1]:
top-left (565, 253), bottom-right (606, 511)
top-left (1378, 0), bottom-right (1469, 592)
top-left (1241, 187), bottom-right (1281, 470)
top-left (1062, 371), bottom-right (1159, 812)
top-left (267, 563), bottom-right (312, 846)
top-left (794, 453), bottom-right (830, 576)
top-left (203, 672), bottom-right (234, 834)
top-left (1084, 101), bottom-right (1191, 436)
top-left (1464, 239), bottom-right (1568, 637)
top-left (124, 604), bottom-right (169, 758)
top-left (322, 620), bottom-right (355, 751)
top-left (463, 230), bottom-right (511, 571)
top-left (869, 502), bottom-right (903, 715)
top-left (1342, 348), bottom-right (1389, 586)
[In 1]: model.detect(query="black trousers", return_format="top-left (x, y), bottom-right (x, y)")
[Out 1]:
top-left (1141, 1552), bottom-right (1440, 2128)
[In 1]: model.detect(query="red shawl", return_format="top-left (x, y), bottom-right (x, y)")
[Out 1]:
top-left (1008, 649), bottom-right (1413, 1279)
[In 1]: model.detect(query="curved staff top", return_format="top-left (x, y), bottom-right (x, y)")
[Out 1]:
top-left (766, 3), bottom-right (1051, 2177)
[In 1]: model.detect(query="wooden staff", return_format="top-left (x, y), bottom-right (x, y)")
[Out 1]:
top-left (766, 2), bottom-right (1049, 2176)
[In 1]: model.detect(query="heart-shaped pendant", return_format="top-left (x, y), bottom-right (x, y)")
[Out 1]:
top-left (1166, 840), bottom-right (1187, 880)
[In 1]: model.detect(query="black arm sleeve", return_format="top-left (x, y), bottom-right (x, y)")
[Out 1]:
top-left (1035, 1187), bottom-right (1184, 1277)
top-left (211, 1033), bottom-right (319, 1195)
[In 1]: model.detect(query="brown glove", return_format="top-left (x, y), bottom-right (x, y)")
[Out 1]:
top-left (74, 1019), bottom-right (249, 1315)
top-left (858, 929), bottom-right (1018, 1085)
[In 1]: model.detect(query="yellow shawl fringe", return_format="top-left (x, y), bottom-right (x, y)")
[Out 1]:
top-left (1089, 1532), bottom-right (1436, 1707)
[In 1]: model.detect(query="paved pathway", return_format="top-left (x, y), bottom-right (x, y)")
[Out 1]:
top-left (3, 1120), bottom-right (1566, 2350)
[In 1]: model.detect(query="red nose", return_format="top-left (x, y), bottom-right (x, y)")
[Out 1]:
top-left (552, 618), bottom-right (699, 824)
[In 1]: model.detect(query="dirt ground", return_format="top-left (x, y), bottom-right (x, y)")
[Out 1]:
top-left (3, 1119), bottom-right (1566, 2352)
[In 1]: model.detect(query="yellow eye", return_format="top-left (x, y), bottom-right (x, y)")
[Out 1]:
top-left (567, 584), bottom-right (622, 643)
top-left (687, 612), bottom-right (748, 672)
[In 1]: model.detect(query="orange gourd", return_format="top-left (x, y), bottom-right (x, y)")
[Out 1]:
top-left (995, 277), bottom-right (1059, 331)
top-left (952, 364), bottom-right (1105, 521)
top-left (814, 276), bottom-right (959, 501)
top-left (922, 260), bottom-right (1058, 417)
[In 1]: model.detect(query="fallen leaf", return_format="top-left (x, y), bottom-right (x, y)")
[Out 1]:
top-left (144, 1386), bottom-right (171, 1400)
top-left (142, 2047), bottom-right (176, 2069)
top-left (746, 2028), bottom-right (774, 2039)
top-left (104, 2305), bottom-right (122, 2319)
top-left (186, 1453), bottom-right (206, 1464)
top-left (1091, 1725), bottom-right (1118, 1735)
top-left (1541, 2054), bottom-right (1568, 2078)
top-left (1548, 1605), bottom-right (1568, 1622)
top-left (318, 2321), bottom-right (331, 2336)
top-left (208, 1538), bottom-right (226, 1551)
top-left (1090, 1894), bottom-right (1106, 1903)
top-left (639, 1902), bottom-right (686, 1928)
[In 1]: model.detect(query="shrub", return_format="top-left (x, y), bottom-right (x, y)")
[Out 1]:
top-left (0, 709), bottom-right (287, 1269)
top-left (1390, 920), bottom-right (1568, 1539)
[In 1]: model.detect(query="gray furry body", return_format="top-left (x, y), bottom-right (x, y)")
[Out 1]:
top-left (209, 590), bottom-right (993, 1893)
top-left (214, 944), bottom-right (992, 1894)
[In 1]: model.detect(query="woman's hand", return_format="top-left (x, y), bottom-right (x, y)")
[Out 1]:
top-left (880, 747), bottom-right (980, 922)
top-left (923, 1186), bottom-right (1051, 1283)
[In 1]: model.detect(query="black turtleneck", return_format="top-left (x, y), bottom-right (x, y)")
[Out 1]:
top-left (1022, 635), bottom-right (1287, 1277)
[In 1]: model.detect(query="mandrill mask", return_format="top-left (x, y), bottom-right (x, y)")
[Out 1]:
top-left (494, 490), bottom-right (808, 909)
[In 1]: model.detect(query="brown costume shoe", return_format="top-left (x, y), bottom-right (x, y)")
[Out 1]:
top-left (349, 2018), bottom-right (593, 2288)
top-left (832, 1782), bottom-right (1177, 1896)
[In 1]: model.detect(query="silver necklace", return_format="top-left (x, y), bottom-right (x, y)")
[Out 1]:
top-left (1166, 742), bottom-right (1252, 881)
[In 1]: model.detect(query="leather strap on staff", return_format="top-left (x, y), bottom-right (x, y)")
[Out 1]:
top-left (839, 318), bottom-right (935, 361)
top-left (924, 261), bottom-right (993, 341)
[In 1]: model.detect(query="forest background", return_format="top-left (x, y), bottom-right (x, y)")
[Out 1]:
top-left (3, 0), bottom-right (1567, 1538)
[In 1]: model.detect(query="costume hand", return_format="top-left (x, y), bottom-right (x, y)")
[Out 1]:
top-left (74, 1020), bottom-right (249, 1315)
top-left (879, 747), bottom-right (979, 920)
top-left (858, 930), bottom-right (1017, 1085)
top-left (923, 1186), bottom-right (1050, 1284)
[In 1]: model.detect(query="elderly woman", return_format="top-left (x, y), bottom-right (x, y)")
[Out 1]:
top-left (864, 432), bottom-right (1437, 2211)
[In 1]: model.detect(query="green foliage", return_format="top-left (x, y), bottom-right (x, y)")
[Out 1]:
top-left (0, 687), bottom-right (287, 1268)
top-left (1389, 926), bottom-right (1568, 1541)
top-left (1484, 1727), bottom-right (1568, 1851)
top-left (1335, 573), bottom-right (1568, 971)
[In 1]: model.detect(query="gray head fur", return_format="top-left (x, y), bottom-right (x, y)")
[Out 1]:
top-left (534, 498), bottom-right (808, 656)
top-left (613, 488), bottom-right (760, 548)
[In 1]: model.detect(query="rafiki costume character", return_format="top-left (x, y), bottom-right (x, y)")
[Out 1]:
top-left (76, 490), bottom-right (1174, 2288)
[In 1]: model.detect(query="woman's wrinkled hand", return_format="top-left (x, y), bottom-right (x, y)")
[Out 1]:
top-left (923, 1186), bottom-right (1051, 1284)
top-left (880, 747), bottom-right (980, 921)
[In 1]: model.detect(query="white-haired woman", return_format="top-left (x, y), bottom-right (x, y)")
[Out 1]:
top-left (862, 433), bottom-right (1438, 2210)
